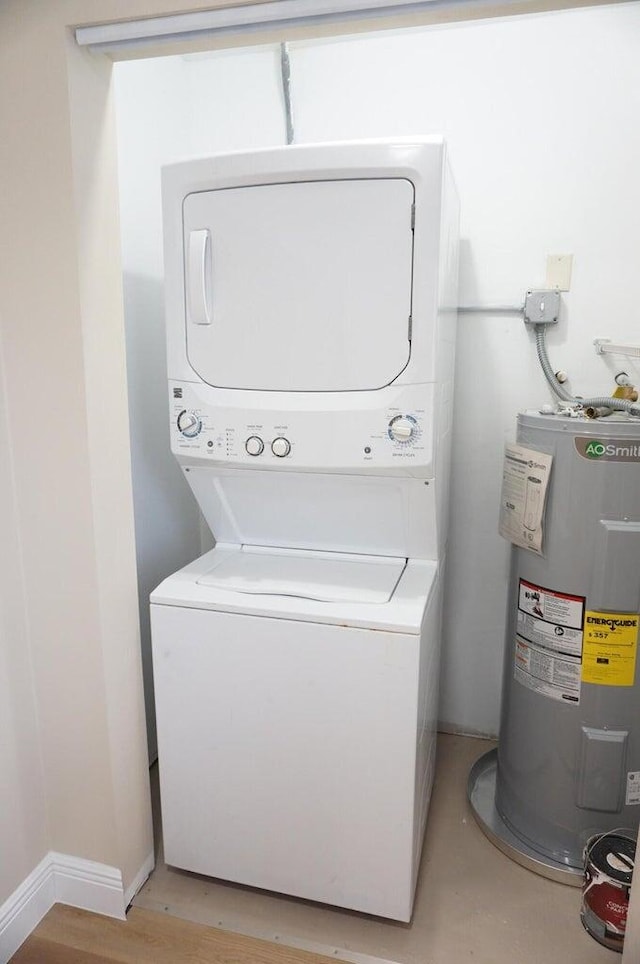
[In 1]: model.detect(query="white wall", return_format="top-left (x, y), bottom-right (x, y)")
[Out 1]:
top-left (114, 48), bottom-right (286, 758)
top-left (114, 2), bottom-right (640, 742)
top-left (0, 329), bottom-right (49, 902)
top-left (0, 0), bottom-right (168, 910)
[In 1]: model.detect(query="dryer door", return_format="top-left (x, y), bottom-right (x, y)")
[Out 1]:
top-left (182, 178), bottom-right (414, 392)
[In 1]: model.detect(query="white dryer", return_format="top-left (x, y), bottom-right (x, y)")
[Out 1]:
top-left (151, 139), bottom-right (459, 922)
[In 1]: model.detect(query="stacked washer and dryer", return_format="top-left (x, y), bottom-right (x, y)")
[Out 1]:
top-left (150, 139), bottom-right (459, 922)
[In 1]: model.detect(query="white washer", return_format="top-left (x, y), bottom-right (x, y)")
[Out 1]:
top-left (152, 139), bottom-right (459, 922)
top-left (152, 546), bottom-right (439, 921)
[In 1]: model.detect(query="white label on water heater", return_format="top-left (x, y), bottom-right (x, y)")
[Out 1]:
top-left (626, 772), bottom-right (640, 806)
top-left (499, 444), bottom-right (553, 555)
top-left (517, 610), bottom-right (583, 656)
top-left (514, 636), bottom-right (581, 704)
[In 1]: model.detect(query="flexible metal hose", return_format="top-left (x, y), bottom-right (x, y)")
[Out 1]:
top-left (534, 325), bottom-right (640, 417)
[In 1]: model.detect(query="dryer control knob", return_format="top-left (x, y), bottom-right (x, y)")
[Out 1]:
top-left (271, 436), bottom-right (291, 458)
top-left (177, 410), bottom-right (202, 438)
top-left (388, 415), bottom-right (416, 443)
top-left (245, 435), bottom-right (264, 456)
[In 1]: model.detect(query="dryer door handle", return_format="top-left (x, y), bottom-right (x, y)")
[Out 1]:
top-left (187, 229), bottom-right (212, 326)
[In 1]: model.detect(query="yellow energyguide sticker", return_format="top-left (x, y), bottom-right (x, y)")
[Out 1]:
top-left (582, 611), bottom-right (639, 686)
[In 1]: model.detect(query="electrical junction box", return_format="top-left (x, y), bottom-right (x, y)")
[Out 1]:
top-left (524, 289), bottom-right (560, 325)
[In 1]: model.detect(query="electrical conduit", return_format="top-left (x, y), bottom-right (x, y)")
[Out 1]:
top-left (534, 325), bottom-right (640, 417)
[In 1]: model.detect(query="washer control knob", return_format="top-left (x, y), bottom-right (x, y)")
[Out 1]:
top-left (245, 435), bottom-right (264, 456)
top-left (177, 410), bottom-right (202, 438)
top-left (388, 415), bottom-right (416, 443)
top-left (271, 436), bottom-right (291, 458)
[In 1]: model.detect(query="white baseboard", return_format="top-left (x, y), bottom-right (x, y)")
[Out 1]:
top-left (124, 850), bottom-right (154, 909)
top-left (0, 850), bottom-right (153, 963)
top-left (0, 855), bottom-right (55, 964)
top-left (49, 852), bottom-right (126, 921)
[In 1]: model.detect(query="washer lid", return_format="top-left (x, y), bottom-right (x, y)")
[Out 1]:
top-left (152, 546), bottom-right (437, 633)
top-left (197, 546), bottom-right (406, 604)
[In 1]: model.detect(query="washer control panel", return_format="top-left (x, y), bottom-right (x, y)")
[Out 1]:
top-left (245, 435), bottom-right (265, 457)
top-left (169, 382), bottom-right (437, 473)
top-left (271, 436), bottom-right (291, 458)
top-left (176, 410), bottom-right (203, 439)
top-left (243, 435), bottom-right (292, 458)
top-left (388, 414), bottom-right (418, 443)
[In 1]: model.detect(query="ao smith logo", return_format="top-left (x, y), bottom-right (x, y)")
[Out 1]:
top-left (585, 441), bottom-right (640, 459)
top-left (585, 440), bottom-right (608, 458)
top-left (586, 615), bottom-right (638, 631)
top-left (575, 437), bottom-right (640, 462)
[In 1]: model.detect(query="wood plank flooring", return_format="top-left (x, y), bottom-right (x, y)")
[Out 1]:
top-left (10, 904), bottom-right (339, 964)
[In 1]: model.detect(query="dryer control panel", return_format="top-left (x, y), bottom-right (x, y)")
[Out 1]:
top-left (169, 381), bottom-right (437, 476)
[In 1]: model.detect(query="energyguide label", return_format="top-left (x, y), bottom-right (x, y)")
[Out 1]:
top-left (582, 611), bottom-right (638, 686)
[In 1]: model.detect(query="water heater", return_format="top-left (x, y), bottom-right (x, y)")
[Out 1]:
top-left (470, 411), bottom-right (640, 881)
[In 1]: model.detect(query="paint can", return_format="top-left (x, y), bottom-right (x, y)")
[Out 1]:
top-left (581, 832), bottom-right (636, 952)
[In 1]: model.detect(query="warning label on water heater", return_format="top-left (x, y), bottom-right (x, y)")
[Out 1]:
top-left (514, 637), bottom-right (582, 703)
top-left (518, 580), bottom-right (585, 653)
top-left (514, 579), bottom-right (586, 703)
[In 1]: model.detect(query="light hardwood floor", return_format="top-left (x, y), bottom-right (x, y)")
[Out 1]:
top-left (10, 904), bottom-right (338, 964)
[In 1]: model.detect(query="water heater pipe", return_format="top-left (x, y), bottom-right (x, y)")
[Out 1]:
top-left (534, 325), bottom-right (640, 418)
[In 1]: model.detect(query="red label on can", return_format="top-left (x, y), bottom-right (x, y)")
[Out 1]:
top-left (584, 877), bottom-right (629, 935)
